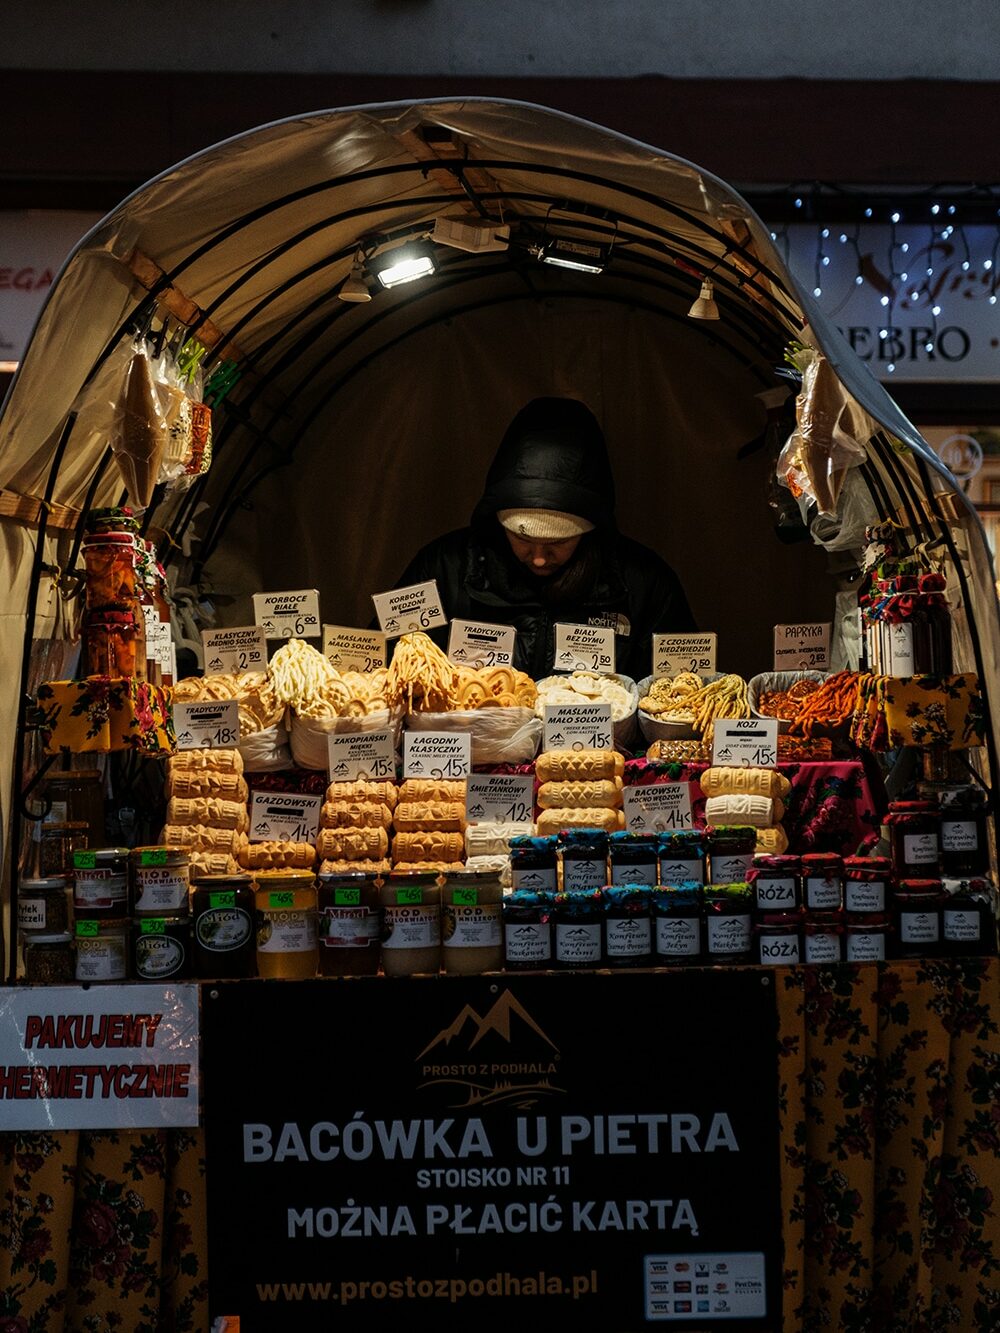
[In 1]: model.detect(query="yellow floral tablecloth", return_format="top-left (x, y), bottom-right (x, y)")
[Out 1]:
top-left (35, 678), bottom-right (175, 757)
top-left (851, 672), bottom-right (985, 751)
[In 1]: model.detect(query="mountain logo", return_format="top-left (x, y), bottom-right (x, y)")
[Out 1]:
top-left (629, 813), bottom-right (646, 829)
top-left (208, 656), bottom-right (224, 671)
top-left (469, 802), bottom-right (486, 818)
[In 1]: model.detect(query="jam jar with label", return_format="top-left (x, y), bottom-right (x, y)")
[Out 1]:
top-left (892, 879), bottom-right (945, 959)
top-left (502, 890), bottom-right (555, 970)
top-left (379, 873), bottom-right (441, 976)
top-left (941, 879), bottom-right (996, 957)
top-left (608, 833), bottom-right (659, 887)
top-left (704, 883), bottom-right (753, 963)
top-left (603, 886), bottom-right (652, 967)
top-left (317, 872), bottom-right (382, 976)
top-left (509, 836), bottom-right (558, 893)
top-left (651, 884), bottom-right (703, 965)
top-left (845, 915), bottom-right (890, 962)
top-left (17, 878), bottom-right (71, 935)
top-left (557, 830), bottom-right (609, 892)
top-left (657, 830), bottom-right (706, 886)
top-left (755, 912), bottom-right (802, 966)
top-left (938, 787), bottom-right (989, 878)
top-left (887, 801), bottom-right (941, 877)
top-left (803, 913), bottom-right (844, 964)
top-left (73, 847), bottom-right (129, 916)
top-left (553, 889), bottom-right (604, 968)
top-left (707, 827), bottom-right (756, 885)
top-left (748, 855), bottom-right (801, 914)
top-left (191, 874), bottom-right (256, 979)
top-left (801, 853), bottom-right (843, 912)
top-left (843, 857), bottom-right (891, 915)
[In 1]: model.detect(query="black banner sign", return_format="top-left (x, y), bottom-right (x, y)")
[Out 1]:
top-left (204, 972), bottom-right (781, 1329)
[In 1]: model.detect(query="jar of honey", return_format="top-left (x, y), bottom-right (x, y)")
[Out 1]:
top-left (254, 871), bottom-right (318, 979)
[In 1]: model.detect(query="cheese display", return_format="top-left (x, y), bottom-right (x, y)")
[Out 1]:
top-left (638, 672), bottom-right (750, 739)
top-left (387, 632), bottom-right (536, 711)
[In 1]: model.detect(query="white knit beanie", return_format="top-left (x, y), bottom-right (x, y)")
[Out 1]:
top-left (497, 508), bottom-right (595, 540)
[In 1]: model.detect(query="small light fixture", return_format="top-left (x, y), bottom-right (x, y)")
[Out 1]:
top-left (687, 278), bottom-right (720, 320)
top-left (338, 250), bottom-right (372, 303)
top-left (368, 238), bottom-right (436, 290)
top-left (539, 237), bottom-right (608, 274)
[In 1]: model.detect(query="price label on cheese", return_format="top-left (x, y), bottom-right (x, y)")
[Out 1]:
top-left (327, 729), bottom-right (396, 782)
top-left (447, 619), bottom-right (516, 668)
top-left (623, 782), bottom-right (694, 833)
top-left (249, 791), bottom-right (322, 844)
top-left (372, 581), bottom-right (447, 638)
top-left (553, 623), bottom-right (616, 674)
top-left (173, 700), bottom-right (240, 750)
top-left (542, 703), bottom-right (614, 752)
top-left (653, 632), bottom-right (718, 679)
top-left (252, 589), bottom-right (321, 640)
top-left (403, 731), bottom-right (471, 780)
top-left (465, 774), bottom-right (534, 826)
top-left (322, 626), bottom-right (386, 672)
top-left (202, 625), bottom-right (268, 674)
top-left (773, 622), bottom-right (831, 671)
top-left (712, 718), bottom-right (779, 769)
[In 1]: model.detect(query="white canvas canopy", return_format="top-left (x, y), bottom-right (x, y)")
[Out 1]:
top-left (1, 98), bottom-right (997, 877)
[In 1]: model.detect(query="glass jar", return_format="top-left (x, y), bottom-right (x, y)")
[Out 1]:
top-left (938, 788), bottom-right (989, 878)
top-left (657, 830), bottom-right (706, 886)
top-left (73, 847), bottom-right (130, 916)
top-left (651, 884), bottom-right (703, 965)
top-left (801, 853), bottom-right (844, 912)
top-left (83, 533), bottom-right (139, 607)
top-left (704, 882), bottom-right (753, 963)
top-left (553, 888), bottom-right (604, 968)
top-left (941, 880), bottom-right (995, 957)
top-left (131, 846), bottom-right (190, 916)
top-left (843, 856), bottom-right (891, 915)
top-left (131, 916), bottom-right (190, 981)
top-left (442, 871), bottom-right (503, 975)
top-left (254, 871), bottom-right (318, 979)
top-left (75, 917), bottom-right (129, 981)
top-left (845, 915), bottom-right (890, 962)
top-left (603, 886), bottom-right (652, 967)
top-left (37, 821), bottom-right (89, 878)
top-left (755, 912), bottom-right (803, 966)
top-left (23, 932), bottom-right (74, 983)
top-left (748, 855), bottom-right (801, 914)
top-left (83, 610), bottom-right (146, 680)
top-left (887, 801), bottom-right (940, 877)
top-left (707, 827), bottom-right (756, 885)
top-left (509, 835), bottom-right (558, 893)
top-left (191, 874), bottom-right (257, 978)
top-left (317, 872), bottom-right (382, 976)
top-left (557, 829), bottom-right (609, 891)
top-left (892, 879), bottom-right (944, 959)
top-left (608, 833), bottom-right (658, 887)
top-left (502, 890), bottom-right (554, 970)
top-left (17, 878), bottom-right (71, 934)
top-left (43, 769), bottom-right (105, 845)
top-left (803, 913), bottom-right (844, 964)
top-left (379, 872), bottom-right (441, 976)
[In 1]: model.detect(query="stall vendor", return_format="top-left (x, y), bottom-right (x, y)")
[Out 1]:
top-left (395, 397), bottom-right (695, 678)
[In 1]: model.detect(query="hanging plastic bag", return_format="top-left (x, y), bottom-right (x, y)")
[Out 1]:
top-left (110, 342), bottom-right (168, 508)
top-left (777, 349), bottom-right (872, 518)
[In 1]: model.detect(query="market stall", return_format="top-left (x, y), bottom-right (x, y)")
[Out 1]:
top-left (0, 100), bottom-right (998, 1331)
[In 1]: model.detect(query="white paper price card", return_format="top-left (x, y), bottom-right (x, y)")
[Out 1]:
top-left (252, 589), bottom-right (320, 640)
top-left (447, 618), bottom-right (516, 668)
top-left (543, 703), bottom-right (614, 752)
top-left (322, 626), bottom-right (386, 672)
top-left (143, 607), bottom-right (173, 673)
top-left (403, 731), bottom-right (471, 780)
top-left (372, 581), bottom-right (447, 638)
top-left (712, 717), bottom-right (779, 768)
top-left (623, 782), bottom-right (694, 833)
top-left (249, 791), bottom-right (322, 844)
top-left (554, 622), bottom-right (616, 674)
top-left (327, 729), bottom-right (396, 782)
top-left (653, 632), bottom-right (718, 679)
top-left (466, 774), bottom-right (534, 826)
top-left (173, 700), bottom-right (240, 750)
top-left (773, 622), bottom-right (831, 671)
top-left (202, 625), bottom-right (268, 674)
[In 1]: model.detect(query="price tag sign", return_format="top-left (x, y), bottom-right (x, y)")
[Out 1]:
top-left (249, 792), bottom-right (322, 844)
top-left (712, 718), bottom-right (779, 769)
top-left (773, 623), bottom-right (831, 671)
top-left (252, 590), bottom-right (321, 640)
top-left (327, 729), bottom-right (396, 782)
top-left (623, 782), bottom-right (694, 833)
top-left (322, 626), bottom-right (387, 673)
top-left (447, 619), bottom-right (516, 668)
top-left (372, 581), bottom-right (447, 639)
top-left (403, 731), bottom-right (471, 780)
top-left (465, 774), bottom-right (534, 826)
top-left (143, 609), bottom-right (174, 674)
top-left (653, 632), bottom-right (718, 679)
top-left (202, 626), bottom-right (268, 674)
top-left (173, 701), bottom-right (240, 750)
top-left (553, 623), bottom-right (616, 674)
top-left (542, 703), bottom-right (614, 752)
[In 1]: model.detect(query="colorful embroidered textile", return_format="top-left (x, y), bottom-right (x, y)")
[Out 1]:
top-left (36, 678), bottom-right (175, 756)
top-left (852, 673), bottom-right (984, 751)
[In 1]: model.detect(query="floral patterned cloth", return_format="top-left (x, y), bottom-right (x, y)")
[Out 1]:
top-left (36, 678), bottom-right (175, 757)
top-left (851, 673), bottom-right (985, 751)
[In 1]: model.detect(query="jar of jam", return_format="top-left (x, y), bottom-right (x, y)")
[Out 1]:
top-left (509, 836), bottom-right (558, 892)
top-left (75, 917), bottom-right (129, 981)
top-left (131, 917), bottom-right (190, 980)
top-left (657, 830), bottom-right (706, 886)
top-left (941, 880), bottom-right (995, 957)
top-left (755, 912), bottom-right (802, 966)
top-left (442, 871), bottom-right (503, 975)
top-left (608, 833), bottom-right (658, 886)
top-left (191, 875), bottom-right (257, 978)
top-left (938, 788), bottom-right (989, 878)
top-left (502, 890), bottom-right (554, 970)
top-left (83, 532), bottom-right (139, 606)
top-left (317, 872), bottom-right (382, 976)
top-left (843, 857), bottom-right (891, 914)
top-left (557, 830), bottom-right (609, 891)
top-left (704, 883), bottom-right (753, 963)
top-left (379, 872), bottom-right (441, 976)
top-left (803, 913), bottom-right (844, 963)
top-left (38, 821), bottom-right (89, 877)
top-left (845, 915), bottom-right (890, 962)
top-left (23, 932), bottom-right (75, 983)
top-left (892, 879), bottom-right (945, 959)
top-left (73, 847), bottom-right (130, 917)
top-left (707, 827), bottom-right (756, 885)
top-left (801, 853), bottom-right (843, 912)
top-left (651, 884), bottom-right (703, 965)
top-left (254, 871), bottom-right (318, 979)
top-left (603, 886), bottom-right (652, 967)
top-left (887, 800), bottom-right (940, 876)
top-left (131, 846), bottom-right (190, 916)
top-left (17, 878), bottom-right (71, 934)
top-left (83, 609), bottom-right (146, 680)
top-left (553, 889), bottom-right (604, 968)
top-left (748, 855), bottom-right (801, 914)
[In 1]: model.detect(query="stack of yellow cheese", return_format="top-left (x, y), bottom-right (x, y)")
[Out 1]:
top-left (391, 778), bottom-right (467, 873)
top-left (161, 749), bottom-right (249, 875)
top-left (699, 766), bottom-right (792, 852)
top-left (534, 751), bottom-right (626, 833)
top-left (316, 779), bottom-right (397, 875)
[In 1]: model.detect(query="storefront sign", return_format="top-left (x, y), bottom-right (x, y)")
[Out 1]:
top-left (0, 210), bottom-right (102, 364)
top-left (249, 792), bottom-right (322, 843)
top-left (623, 783), bottom-right (694, 833)
top-left (466, 774), bottom-right (534, 826)
top-left (203, 625), bottom-right (269, 674)
top-left (652, 634), bottom-right (717, 679)
top-left (712, 719), bottom-right (779, 769)
top-left (0, 985), bottom-right (199, 1130)
top-left (543, 704), bottom-right (613, 752)
top-left (203, 972), bottom-right (781, 1329)
top-left (323, 626), bottom-right (387, 672)
top-left (447, 619), bottom-right (516, 668)
top-left (554, 624), bottom-right (616, 674)
top-left (174, 700), bottom-right (240, 750)
top-left (403, 732), bottom-right (471, 780)
top-left (327, 730), bottom-right (396, 782)
top-left (772, 623), bottom-right (831, 671)
top-left (372, 581), bottom-right (447, 638)
top-left (253, 590), bottom-right (321, 640)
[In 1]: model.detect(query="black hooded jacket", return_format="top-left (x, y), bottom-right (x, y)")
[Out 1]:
top-left (396, 399), bottom-right (695, 679)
